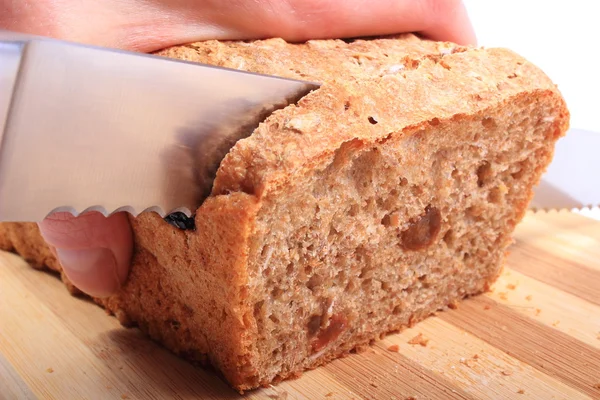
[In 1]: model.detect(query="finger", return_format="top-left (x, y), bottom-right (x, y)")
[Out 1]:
top-left (129, 0), bottom-right (478, 51)
top-left (38, 211), bottom-right (133, 298)
top-left (222, 0), bottom-right (477, 45)
top-left (413, 0), bottom-right (477, 45)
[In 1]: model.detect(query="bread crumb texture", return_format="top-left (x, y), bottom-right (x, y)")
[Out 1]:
top-left (0, 33), bottom-right (569, 391)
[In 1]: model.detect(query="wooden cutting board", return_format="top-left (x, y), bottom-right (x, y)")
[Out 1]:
top-left (1, 211), bottom-right (599, 400)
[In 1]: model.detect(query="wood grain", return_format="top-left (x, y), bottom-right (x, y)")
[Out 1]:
top-left (1, 211), bottom-right (600, 400)
top-left (440, 297), bottom-right (600, 398)
top-left (509, 243), bottom-right (600, 306)
top-left (0, 353), bottom-right (36, 400)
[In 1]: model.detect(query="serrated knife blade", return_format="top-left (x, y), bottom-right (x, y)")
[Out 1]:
top-left (531, 128), bottom-right (600, 212)
top-left (0, 31), bottom-right (320, 222)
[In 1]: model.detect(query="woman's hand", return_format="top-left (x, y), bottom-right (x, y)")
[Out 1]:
top-left (2, 0), bottom-right (476, 298)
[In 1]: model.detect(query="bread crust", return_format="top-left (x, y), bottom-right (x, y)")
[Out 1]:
top-left (0, 34), bottom-right (569, 391)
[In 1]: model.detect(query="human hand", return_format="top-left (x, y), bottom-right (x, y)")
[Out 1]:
top-left (2, 0), bottom-right (476, 298)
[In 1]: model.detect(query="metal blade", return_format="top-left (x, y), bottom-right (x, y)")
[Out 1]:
top-left (530, 128), bottom-right (600, 212)
top-left (0, 32), bottom-right (319, 222)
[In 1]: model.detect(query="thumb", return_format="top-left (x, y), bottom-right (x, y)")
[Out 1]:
top-left (37, 211), bottom-right (133, 298)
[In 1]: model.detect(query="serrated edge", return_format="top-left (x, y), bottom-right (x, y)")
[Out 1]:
top-left (528, 205), bottom-right (600, 213)
top-left (46, 205), bottom-right (194, 219)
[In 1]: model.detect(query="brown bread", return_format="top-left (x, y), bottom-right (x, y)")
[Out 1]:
top-left (0, 34), bottom-right (569, 391)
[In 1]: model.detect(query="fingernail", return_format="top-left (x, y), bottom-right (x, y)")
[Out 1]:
top-left (55, 247), bottom-right (120, 298)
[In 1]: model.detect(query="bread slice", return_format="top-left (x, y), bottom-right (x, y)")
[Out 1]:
top-left (0, 34), bottom-right (569, 391)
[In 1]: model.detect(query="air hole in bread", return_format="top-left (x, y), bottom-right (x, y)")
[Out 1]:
top-left (271, 287), bottom-right (283, 299)
top-left (466, 205), bottom-right (483, 219)
top-left (327, 225), bottom-right (338, 242)
top-left (334, 269), bottom-right (346, 284)
top-left (443, 229), bottom-right (456, 247)
top-left (286, 263), bottom-right (294, 275)
top-left (429, 118), bottom-right (441, 126)
top-left (410, 185), bottom-right (423, 196)
top-left (476, 161), bottom-right (492, 187)
top-left (345, 278), bottom-right (358, 293)
top-left (307, 315), bottom-right (321, 336)
top-left (381, 212), bottom-right (399, 228)
top-left (254, 300), bottom-right (264, 319)
top-left (512, 168), bottom-right (525, 180)
top-left (306, 274), bottom-right (323, 291)
top-left (481, 117), bottom-right (496, 129)
top-left (304, 264), bottom-right (313, 276)
top-left (381, 214), bottom-right (391, 227)
top-left (359, 266), bottom-right (373, 280)
top-left (344, 101), bottom-right (350, 110)
top-left (368, 116), bottom-right (378, 124)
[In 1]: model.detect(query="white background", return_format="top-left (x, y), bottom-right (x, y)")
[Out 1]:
top-left (463, 1), bottom-right (600, 220)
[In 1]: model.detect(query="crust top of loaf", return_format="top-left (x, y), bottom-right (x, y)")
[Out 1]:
top-left (157, 35), bottom-right (567, 203)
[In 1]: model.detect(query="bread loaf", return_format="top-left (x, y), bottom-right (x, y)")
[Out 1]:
top-left (0, 34), bottom-right (569, 392)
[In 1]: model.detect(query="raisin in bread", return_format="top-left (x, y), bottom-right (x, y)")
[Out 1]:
top-left (0, 34), bottom-right (569, 391)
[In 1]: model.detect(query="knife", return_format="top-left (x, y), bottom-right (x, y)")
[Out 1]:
top-left (530, 127), bottom-right (600, 214)
top-left (0, 31), bottom-right (320, 222)
top-left (0, 32), bottom-right (597, 222)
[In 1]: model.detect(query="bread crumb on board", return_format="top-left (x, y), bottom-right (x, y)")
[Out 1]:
top-left (506, 283), bottom-right (517, 290)
top-left (525, 295), bottom-right (532, 301)
top-left (484, 304), bottom-right (492, 310)
top-left (408, 333), bottom-right (429, 347)
top-left (448, 301), bottom-right (459, 310)
top-left (517, 389), bottom-right (525, 394)
top-left (535, 308), bottom-right (542, 316)
top-left (46, 367), bottom-right (54, 373)
top-left (388, 344), bottom-right (400, 352)
top-left (498, 292), bottom-right (509, 301)
top-left (501, 370), bottom-right (513, 376)
top-left (325, 393), bottom-right (334, 398)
